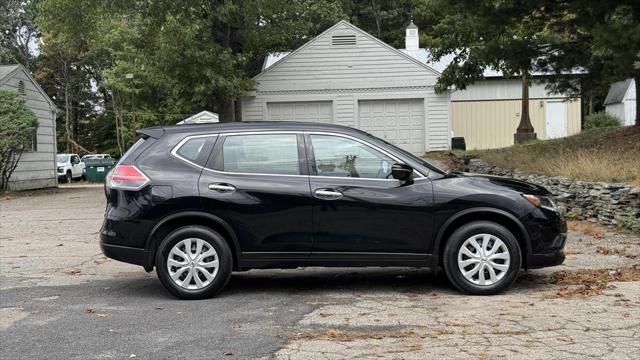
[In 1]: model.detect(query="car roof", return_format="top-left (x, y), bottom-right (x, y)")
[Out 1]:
top-left (146, 121), bottom-right (367, 136)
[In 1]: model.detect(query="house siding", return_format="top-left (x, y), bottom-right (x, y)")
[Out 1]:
top-left (451, 98), bottom-right (581, 150)
top-left (1, 68), bottom-right (57, 190)
top-left (243, 21), bottom-right (450, 152)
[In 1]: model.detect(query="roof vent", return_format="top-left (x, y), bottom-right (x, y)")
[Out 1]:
top-left (18, 80), bottom-right (26, 96)
top-left (332, 34), bottom-right (356, 46)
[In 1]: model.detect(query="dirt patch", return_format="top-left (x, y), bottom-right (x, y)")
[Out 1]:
top-left (568, 221), bottom-right (605, 239)
top-left (596, 246), bottom-right (638, 259)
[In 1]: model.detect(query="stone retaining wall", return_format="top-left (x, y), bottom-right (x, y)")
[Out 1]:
top-left (453, 157), bottom-right (640, 225)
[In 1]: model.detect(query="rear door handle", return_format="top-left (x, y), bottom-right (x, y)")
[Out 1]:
top-left (208, 183), bottom-right (236, 193)
top-left (314, 188), bottom-right (343, 200)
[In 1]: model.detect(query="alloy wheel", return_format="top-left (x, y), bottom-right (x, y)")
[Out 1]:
top-left (457, 234), bottom-right (510, 286)
top-left (167, 238), bottom-right (219, 290)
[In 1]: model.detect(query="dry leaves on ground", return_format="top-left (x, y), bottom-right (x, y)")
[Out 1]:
top-left (567, 221), bottom-right (605, 239)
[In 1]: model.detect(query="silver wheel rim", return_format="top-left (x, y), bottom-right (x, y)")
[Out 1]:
top-left (167, 238), bottom-right (219, 290)
top-left (457, 234), bottom-right (510, 286)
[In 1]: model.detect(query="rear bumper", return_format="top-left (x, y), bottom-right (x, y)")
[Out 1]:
top-left (100, 238), bottom-right (147, 267)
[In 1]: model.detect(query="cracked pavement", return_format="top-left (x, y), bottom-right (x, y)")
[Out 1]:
top-left (1, 186), bottom-right (639, 359)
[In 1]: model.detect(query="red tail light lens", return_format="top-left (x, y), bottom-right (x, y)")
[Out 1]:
top-left (106, 165), bottom-right (150, 190)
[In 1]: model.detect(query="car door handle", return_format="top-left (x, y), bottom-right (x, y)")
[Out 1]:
top-left (314, 189), bottom-right (343, 200)
top-left (208, 183), bottom-right (236, 193)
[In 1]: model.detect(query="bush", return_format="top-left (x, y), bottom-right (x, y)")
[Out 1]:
top-left (0, 90), bottom-right (39, 191)
top-left (617, 207), bottom-right (640, 234)
top-left (584, 112), bottom-right (620, 129)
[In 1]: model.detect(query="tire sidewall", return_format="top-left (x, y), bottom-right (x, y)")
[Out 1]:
top-left (443, 221), bottom-right (521, 295)
top-left (155, 226), bottom-right (232, 300)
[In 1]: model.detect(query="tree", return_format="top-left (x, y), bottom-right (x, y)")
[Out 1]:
top-left (536, 0), bottom-right (640, 126)
top-left (0, 0), bottom-right (39, 70)
top-left (422, 0), bottom-right (553, 143)
top-left (0, 90), bottom-right (39, 191)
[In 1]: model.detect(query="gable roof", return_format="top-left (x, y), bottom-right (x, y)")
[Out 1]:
top-left (177, 110), bottom-right (219, 124)
top-left (0, 64), bottom-right (56, 108)
top-left (254, 20), bottom-right (441, 80)
top-left (604, 79), bottom-right (633, 105)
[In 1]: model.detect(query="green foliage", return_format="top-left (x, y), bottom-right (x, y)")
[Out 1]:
top-left (616, 208), bottom-right (640, 234)
top-left (584, 112), bottom-right (620, 130)
top-left (0, 90), bottom-right (39, 190)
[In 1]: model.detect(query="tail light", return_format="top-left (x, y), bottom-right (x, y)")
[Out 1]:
top-left (106, 165), bottom-right (150, 190)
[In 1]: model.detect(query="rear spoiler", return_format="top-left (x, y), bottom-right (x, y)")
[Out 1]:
top-left (137, 127), bottom-right (165, 139)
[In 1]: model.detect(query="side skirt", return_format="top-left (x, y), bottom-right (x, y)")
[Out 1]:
top-left (239, 252), bottom-right (435, 269)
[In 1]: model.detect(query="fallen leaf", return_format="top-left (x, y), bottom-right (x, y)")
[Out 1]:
top-left (129, 354), bottom-right (136, 359)
top-left (319, 312), bottom-right (333, 317)
top-left (223, 351), bottom-right (233, 356)
top-left (56, 243), bottom-right (64, 247)
top-left (84, 308), bottom-right (95, 313)
top-left (154, 306), bottom-right (164, 310)
top-left (556, 336), bottom-right (572, 343)
top-left (97, 312), bottom-right (109, 318)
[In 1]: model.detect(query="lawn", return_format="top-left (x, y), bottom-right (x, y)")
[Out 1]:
top-left (455, 127), bottom-right (640, 185)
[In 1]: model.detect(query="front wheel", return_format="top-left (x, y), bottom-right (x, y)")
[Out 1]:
top-left (443, 221), bottom-right (521, 295)
top-left (65, 171), bottom-right (72, 183)
top-left (155, 226), bottom-right (233, 299)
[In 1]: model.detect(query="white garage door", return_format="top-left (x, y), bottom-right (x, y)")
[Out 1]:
top-left (358, 99), bottom-right (425, 153)
top-left (267, 101), bottom-right (333, 123)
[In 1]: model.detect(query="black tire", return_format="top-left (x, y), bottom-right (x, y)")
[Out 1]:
top-left (443, 221), bottom-right (521, 295)
top-left (65, 171), bottom-right (72, 183)
top-left (155, 226), bottom-right (233, 300)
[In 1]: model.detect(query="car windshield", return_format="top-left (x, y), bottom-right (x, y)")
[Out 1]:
top-left (365, 134), bottom-right (447, 174)
top-left (56, 155), bottom-right (68, 163)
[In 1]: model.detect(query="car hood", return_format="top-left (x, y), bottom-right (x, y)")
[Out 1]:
top-left (57, 162), bottom-right (67, 167)
top-left (446, 172), bottom-right (550, 195)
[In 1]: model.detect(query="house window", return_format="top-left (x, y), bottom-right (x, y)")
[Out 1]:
top-left (23, 126), bottom-right (37, 152)
top-left (18, 80), bottom-right (26, 96)
top-left (331, 34), bottom-right (356, 46)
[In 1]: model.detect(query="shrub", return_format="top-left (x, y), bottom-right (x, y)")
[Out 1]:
top-left (0, 90), bottom-right (39, 191)
top-left (617, 207), bottom-right (640, 234)
top-left (584, 112), bottom-right (620, 129)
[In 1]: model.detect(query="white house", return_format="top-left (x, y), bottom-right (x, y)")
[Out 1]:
top-left (604, 79), bottom-right (636, 126)
top-left (0, 64), bottom-right (57, 190)
top-left (177, 110), bottom-right (219, 124)
top-left (242, 20), bottom-right (450, 153)
top-left (244, 20), bottom-right (581, 152)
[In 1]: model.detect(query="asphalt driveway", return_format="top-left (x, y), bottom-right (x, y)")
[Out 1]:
top-left (1, 187), bottom-right (638, 359)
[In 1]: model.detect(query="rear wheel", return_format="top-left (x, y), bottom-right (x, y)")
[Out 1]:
top-left (443, 221), bottom-right (521, 295)
top-left (155, 226), bottom-right (232, 299)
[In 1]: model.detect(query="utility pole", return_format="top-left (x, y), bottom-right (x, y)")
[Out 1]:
top-left (514, 72), bottom-right (537, 144)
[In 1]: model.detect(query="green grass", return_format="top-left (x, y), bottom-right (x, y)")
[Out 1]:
top-left (448, 127), bottom-right (640, 185)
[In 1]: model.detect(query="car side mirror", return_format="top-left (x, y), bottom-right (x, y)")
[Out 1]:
top-left (391, 163), bottom-right (413, 181)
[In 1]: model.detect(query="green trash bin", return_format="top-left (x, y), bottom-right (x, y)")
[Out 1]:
top-left (84, 158), bottom-right (116, 183)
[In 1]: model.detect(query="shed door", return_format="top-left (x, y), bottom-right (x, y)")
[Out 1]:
top-left (358, 99), bottom-right (425, 153)
top-left (545, 101), bottom-right (567, 139)
top-left (266, 101), bottom-right (333, 123)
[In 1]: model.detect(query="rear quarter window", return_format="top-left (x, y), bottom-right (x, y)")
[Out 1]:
top-left (173, 136), bottom-right (217, 167)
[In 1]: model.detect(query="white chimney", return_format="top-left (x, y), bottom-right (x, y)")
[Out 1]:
top-left (405, 21), bottom-right (419, 50)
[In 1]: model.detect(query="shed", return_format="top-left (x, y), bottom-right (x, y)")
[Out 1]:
top-left (177, 110), bottom-right (219, 124)
top-left (242, 20), bottom-right (450, 153)
top-left (0, 64), bottom-right (57, 190)
top-left (604, 79), bottom-right (636, 126)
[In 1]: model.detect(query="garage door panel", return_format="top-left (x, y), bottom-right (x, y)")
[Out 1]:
top-left (358, 99), bottom-right (425, 153)
top-left (267, 101), bottom-right (333, 123)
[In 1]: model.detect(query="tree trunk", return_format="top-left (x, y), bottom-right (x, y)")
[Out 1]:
top-left (514, 73), bottom-right (537, 144)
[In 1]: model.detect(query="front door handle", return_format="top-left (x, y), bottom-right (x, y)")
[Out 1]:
top-left (314, 188), bottom-right (343, 200)
top-left (208, 183), bottom-right (236, 193)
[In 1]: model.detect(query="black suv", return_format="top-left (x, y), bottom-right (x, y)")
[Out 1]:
top-left (101, 122), bottom-right (566, 299)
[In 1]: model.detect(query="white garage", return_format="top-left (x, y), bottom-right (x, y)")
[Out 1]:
top-left (267, 101), bottom-right (333, 122)
top-left (358, 99), bottom-right (425, 153)
top-left (241, 20), bottom-right (451, 153)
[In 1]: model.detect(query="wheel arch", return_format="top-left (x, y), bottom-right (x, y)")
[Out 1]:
top-left (144, 211), bottom-right (241, 271)
top-left (433, 207), bottom-right (531, 269)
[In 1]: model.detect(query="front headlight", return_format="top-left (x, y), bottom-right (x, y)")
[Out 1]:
top-left (522, 194), bottom-right (558, 212)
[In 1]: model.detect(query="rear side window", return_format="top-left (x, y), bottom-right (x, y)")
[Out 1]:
top-left (220, 134), bottom-right (300, 175)
top-left (173, 136), bottom-right (216, 167)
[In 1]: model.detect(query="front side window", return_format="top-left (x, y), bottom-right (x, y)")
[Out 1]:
top-left (310, 134), bottom-right (394, 179)
top-left (221, 134), bottom-right (300, 175)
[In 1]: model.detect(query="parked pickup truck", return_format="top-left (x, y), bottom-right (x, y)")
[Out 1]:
top-left (57, 153), bottom-right (85, 183)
